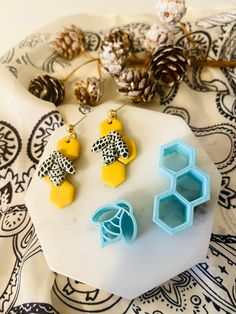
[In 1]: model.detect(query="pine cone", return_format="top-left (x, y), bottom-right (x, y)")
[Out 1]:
top-left (116, 68), bottom-right (157, 103)
top-left (99, 29), bottom-right (133, 76)
top-left (53, 24), bottom-right (86, 59)
top-left (155, 0), bottom-right (187, 25)
top-left (28, 74), bottom-right (65, 106)
top-left (73, 77), bottom-right (104, 106)
top-left (143, 24), bottom-right (173, 55)
top-left (150, 45), bottom-right (189, 86)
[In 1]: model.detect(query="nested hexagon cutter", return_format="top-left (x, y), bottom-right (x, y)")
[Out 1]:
top-left (153, 139), bottom-right (211, 235)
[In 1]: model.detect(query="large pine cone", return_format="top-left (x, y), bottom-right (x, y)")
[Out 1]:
top-left (116, 68), bottom-right (157, 103)
top-left (28, 74), bottom-right (65, 106)
top-left (99, 29), bottom-right (133, 76)
top-left (53, 24), bottom-right (86, 60)
top-left (150, 45), bottom-right (189, 86)
top-left (73, 77), bottom-right (104, 106)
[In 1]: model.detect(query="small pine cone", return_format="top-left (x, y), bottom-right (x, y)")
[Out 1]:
top-left (150, 45), bottom-right (189, 86)
top-left (73, 77), bottom-right (104, 106)
top-left (99, 29), bottom-right (133, 76)
top-left (143, 24), bottom-right (173, 55)
top-left (28, 74), bottom-right (65, 106)
top-left (116, 68), bottom-right (157, 103)
top-left (155, 0), bottom-right (187, 25)
top-left (53, 24), bottom-right (86, 59)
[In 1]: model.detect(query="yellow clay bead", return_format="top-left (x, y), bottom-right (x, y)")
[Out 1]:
top-left (118, 137), bottom-right (137, 165)
top-left (57, 137), bottom-right (80, 160)
top-left (102, 161), bottom-right (126, 188)
top-left (100, 118), bottom-right (124, 137)
top-left (49, 180), bottom-right (75, 208)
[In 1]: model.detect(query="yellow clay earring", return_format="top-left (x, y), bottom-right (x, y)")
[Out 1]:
top-left (91, 107), bottom-right (137, 188)
top-left (37, 118), bottom-right (85, 208)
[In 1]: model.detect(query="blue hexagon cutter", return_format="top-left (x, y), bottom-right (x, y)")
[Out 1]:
top-left (91, 200), bottom-right (137, 247)
top-left (153, 139), bottom-right (210, 235)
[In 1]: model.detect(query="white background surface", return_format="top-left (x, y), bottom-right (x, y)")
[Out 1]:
top-left (0, 0), bottom-right (235, 55)
top-left (25, 101), bottom-right (221, 299)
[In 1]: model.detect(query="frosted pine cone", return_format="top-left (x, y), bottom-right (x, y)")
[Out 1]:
top-left (116, 68), bottom-right (157, 103)
top-left (99, 29), bottom-right (133, 76)
top-left (144, 24), bottom-right (173, 55)
top-left (150, 45), bottom-right (189, 86)
top-left (155, 0), bottom-right (187, 25)
top-left (73, 77), bottom-right (104, 106)
top-left (53, 24), bottom-right (86, 59)
top-left (28, 74), bottom-right (65, 106)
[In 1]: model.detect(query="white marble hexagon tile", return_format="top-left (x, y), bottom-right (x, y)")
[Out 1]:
top-left (0, 11), bottom-right (236, 314)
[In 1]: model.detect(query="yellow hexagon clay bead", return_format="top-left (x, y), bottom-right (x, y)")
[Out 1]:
top-left (56, 137), bottom-right (80, 160)
top-left (49, 180), bottom-right (75, 208)
top-left (118, 137), bottom-right (137, 165)
top-left (102, 161), bottom-right (126, 188)
top-left (100, 118), bottom-right (124, 137)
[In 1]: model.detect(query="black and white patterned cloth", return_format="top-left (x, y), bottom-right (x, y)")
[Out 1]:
top-left (0, 11), bottom-right (235, 314)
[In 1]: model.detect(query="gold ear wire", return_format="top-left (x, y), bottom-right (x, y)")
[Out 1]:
top-left (65, 115), bottom-right (87, 142)
top-left (107, 101), bottom-right (130, 124)
top-left (107, 109), bottom-right (117, 124)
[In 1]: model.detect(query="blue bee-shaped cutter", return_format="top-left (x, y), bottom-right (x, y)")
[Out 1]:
top-left (91, 200), bottom-right (137, 247)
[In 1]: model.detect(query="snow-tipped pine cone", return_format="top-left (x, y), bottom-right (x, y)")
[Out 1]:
top-left (155, 0), bottom-right (187, 25)
top-left (53, 24), bottom-right (86, 59)
top-left (116, 68), bottom-right (157, 103)
top-left (99, 29), bottom-right (133, 76)
top-left (143, 24), bottom-right (173, 55)
top-left (73, 77), bottom-right (104, 106)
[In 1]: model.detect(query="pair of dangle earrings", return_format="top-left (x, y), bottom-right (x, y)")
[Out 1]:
top-left (38, 107), bottom-right (137, 208)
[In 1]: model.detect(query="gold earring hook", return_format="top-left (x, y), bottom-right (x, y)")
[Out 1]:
top-left (107, 109), bottom-right (117, 124)
top-left (107, 101), bottom-right (130, 124)
top-left (65, 115), bottom-right (87, 142)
